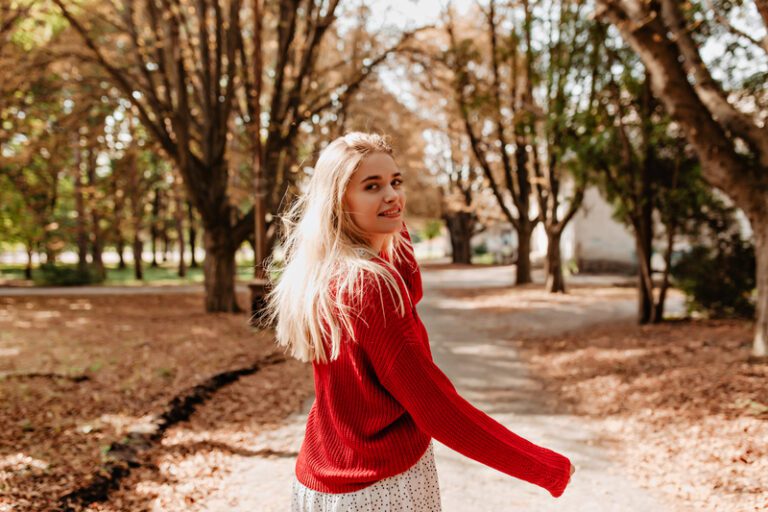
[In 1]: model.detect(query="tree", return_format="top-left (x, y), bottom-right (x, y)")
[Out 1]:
top-left (53, 0), bottom-right (423, 312)
top-left (595, 0), bottom-right (768, 356)
top-left (1, 70), bottom-right (80, 270)
top-left (0, 176), bottom-right (44, 278)
top-left (53, 0), bottom-right (250, 310)
top-left (530, 0), bottom-right (590, 293)
top-left (435, 1), bottom-right (588, 287)
top-left (439, 3), bottom-right (539, 284)
top-left (422, 127), bottom-right (488, 264)
top-left (583, 39), bottom-right (707, 323)
top-left (0, 2), bottom-right (33, 121)
top-left (237, 0), bottom-right (428, 308)
top-left (394, 24), bottom-right (500, 265)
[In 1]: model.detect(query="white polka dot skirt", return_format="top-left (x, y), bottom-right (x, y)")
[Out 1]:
top-left (291, 441), bottom-right (442, 511)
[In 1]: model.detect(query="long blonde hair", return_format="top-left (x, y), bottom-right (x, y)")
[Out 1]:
top-left (261, 132), bottom-right (414, 364)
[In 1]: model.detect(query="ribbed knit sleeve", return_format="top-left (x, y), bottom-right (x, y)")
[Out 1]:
top-left (357, 272), bottom-right (572, 499)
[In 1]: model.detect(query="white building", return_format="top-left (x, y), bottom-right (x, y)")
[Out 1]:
top-left (472, 185), bottom-right (638, 273)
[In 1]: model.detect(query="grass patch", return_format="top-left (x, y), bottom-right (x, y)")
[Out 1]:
top-left (0, 261), bottom-right (257, 286)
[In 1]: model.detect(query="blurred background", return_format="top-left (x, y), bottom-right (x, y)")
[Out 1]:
top-left (0, 1), bottom-right (766, 511)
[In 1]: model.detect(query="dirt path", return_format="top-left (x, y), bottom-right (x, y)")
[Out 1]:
top-left (92, 266), bottom-right (684, 511)
top-left (415, 266), bottom-right (678, 511)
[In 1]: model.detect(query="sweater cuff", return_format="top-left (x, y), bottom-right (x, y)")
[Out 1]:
top-left (545, 453), bottom-right (572, 498)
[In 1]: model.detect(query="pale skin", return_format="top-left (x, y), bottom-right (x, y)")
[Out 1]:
top-left (343, 151), bottom-right (577, 486)
top-left (343, 152), bottom-right (406, 254)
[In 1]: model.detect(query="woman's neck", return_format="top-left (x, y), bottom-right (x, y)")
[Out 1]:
top-left (369, 234), bottom-right (385, 254)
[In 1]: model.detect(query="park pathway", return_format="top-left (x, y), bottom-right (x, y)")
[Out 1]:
top-left (155, 266), bottom-right (681, 511)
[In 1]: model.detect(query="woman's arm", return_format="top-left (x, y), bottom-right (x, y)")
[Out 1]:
top-left (358, 274), bottom-right (572, 498)
top-left (380, 340), bottom-right (572, 497)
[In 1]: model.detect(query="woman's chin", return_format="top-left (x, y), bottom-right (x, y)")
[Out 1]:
top-left (376, 214), bottom-right (402, 224)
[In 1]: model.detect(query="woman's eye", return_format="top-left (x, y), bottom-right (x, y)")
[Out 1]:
top-left (365, 179), bottom-right (403, 191)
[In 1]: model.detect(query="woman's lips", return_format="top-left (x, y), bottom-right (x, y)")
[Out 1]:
top-left (379, 208), bottom-right (401, 217)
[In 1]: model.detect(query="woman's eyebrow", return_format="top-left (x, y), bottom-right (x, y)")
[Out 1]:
top-left (360, 172), bottom-right (402, 183)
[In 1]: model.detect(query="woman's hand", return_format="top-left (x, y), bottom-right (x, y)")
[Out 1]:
top-left (568, 463), bottom-right (576, 483)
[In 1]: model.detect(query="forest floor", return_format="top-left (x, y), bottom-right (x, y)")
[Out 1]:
top-left (513, 316), bottom-right (768, 511)
top-left (0, 267), bottom-right (766, 511)
top-left (0, 291), bottom-right (313, 511)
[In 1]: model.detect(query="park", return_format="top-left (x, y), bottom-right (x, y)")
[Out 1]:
top-left (1, 1), bottom-right (766, 511)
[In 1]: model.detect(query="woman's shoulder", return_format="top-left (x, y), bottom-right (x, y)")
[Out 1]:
top-left (330, 263), bottom-right (401, 308)
top-left (345, 265), bottom-right (409, 324)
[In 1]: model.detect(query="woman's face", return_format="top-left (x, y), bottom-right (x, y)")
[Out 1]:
top-left (343, 152), bottom-right (406, 252)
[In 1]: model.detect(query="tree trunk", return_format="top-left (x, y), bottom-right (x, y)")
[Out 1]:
top-left (74, 156), bottom-right (88, 273)
top-left (25, 245), bottom-right (33, 280)
top-left (188, 201), bottom-right (198, 268)
top-left (112, 170), bottom-right (126, 271)
top-left (516, 219), bottom-right (535, 284)
top-left (176, 195), bottom-right (186, 278)
top-left (202, 226), bottom-right (241, 313)
top-left (161, 224), bottom-right (170, 264)
top-left (150, 188), bottom-right (160, 268)
top-left (116, 237), bottom-right (126, 270)
top-left (748, 208), bottom-right (767, 357)
top-left (545, 229), bottom-right (566, 293)
top-left (654, 221), bottom-right (677, 323)
top-left (635, 228), bottom-right (654, 324)
top-left (85, 147), bottom-right (105, 280)
top-left (132, 236), bottom-right (144, 280)
top-left (90, 228), bottom-right (105, 279)
top-left (444, 212), bottom-right (473, 264)
top-left (636, 260), bottom-right (652, 324)
top-left (89, 208), bottom-right (105, 280)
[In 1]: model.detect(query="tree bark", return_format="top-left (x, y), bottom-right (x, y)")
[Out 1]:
top-left (188, 201), bottom-right (198, 268)
top-left (111, 165), bottom-right (126, 270)
top-left (86, 147), bottom-right (105, 280)
top-left (25, 244), bottom-right (33, 280)
top-left (116, 238), bottom-right (126, 270)
top-left (635, 162), bottom-right (655, 324)
top-left (132, 236), bottom-right (143, 280)
top-left (161, 219), bottom-right (170, 264)
top-left (444, 212), bottom-right (473, 264)
top-left (746, 203), bottom-right (768, 357)
top-left (202, 226), bottom-right (241, 312)
top-left (545, 229), bottom-right (566, 293)
top-left (74, 143), bottom-right (88, 273)
top-left (655, 220), bottom-right (677, 324)
top-left (150, 188), bottom-right (160, 268)
top-left (516, 218), bottom-right (535, 284)
top-left (635, 234), bottom-right (653, 324)
top-left (175, 192), bottom-right (186, 278)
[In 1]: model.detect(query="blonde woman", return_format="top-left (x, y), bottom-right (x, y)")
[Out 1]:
top-left (263, 132), bottom-right (575, 511)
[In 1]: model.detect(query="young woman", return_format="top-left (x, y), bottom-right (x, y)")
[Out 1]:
top-left (263, 132), bottom-right (575, 511)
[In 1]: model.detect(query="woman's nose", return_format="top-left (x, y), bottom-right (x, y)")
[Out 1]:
top-left (383, 184), bottom-right (399, 201)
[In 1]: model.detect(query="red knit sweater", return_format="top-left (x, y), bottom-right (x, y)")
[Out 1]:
top-left (294, 224), bottom-right (572, 498)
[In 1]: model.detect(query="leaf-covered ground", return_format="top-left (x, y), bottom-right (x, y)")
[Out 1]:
top-left (0, 292), bottom-right (313, 511)
top-left (513, 318), bottom-right (768, 512)
top-left (3, 288), bottom-right (766, 511)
